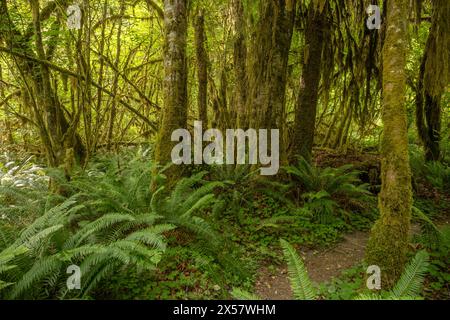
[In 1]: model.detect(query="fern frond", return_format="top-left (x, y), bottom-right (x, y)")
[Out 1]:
top-left (9, 255), bottom-right (62, 299)
top-left (279, 239), bottom-right (316, 300)
top-left (231, 288), bottom-right (261, 300)
top-left (390, 250), bottom-right (429, 299)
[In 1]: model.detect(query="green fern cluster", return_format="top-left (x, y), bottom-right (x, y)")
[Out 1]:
top-left (232, 240), bottom-right (430, 300)
top-left (284, 158), bottom-right (372, 223)
top-left (0, 198), bottom-right (173, 299)
top-left (63, 153), bottom-right (221, 242)
top-left (0, 151), bottom-right (227, 299)
top-left (423, 161), bottom-right (450, 192)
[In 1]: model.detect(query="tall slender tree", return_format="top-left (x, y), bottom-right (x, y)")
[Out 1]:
top-left (291, 0), bottom-right (328, 163)
top-left (245, 0), bottom-right (295, 164)
top-left (194, 9), bottom-right (209, 127)
top-left (365, 0), bottom-right (413, 287)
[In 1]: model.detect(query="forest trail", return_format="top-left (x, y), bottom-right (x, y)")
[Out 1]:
top-left (255, 231), bottom-right (369, 300)
top-left (253, 219), bottom-right (449, 300)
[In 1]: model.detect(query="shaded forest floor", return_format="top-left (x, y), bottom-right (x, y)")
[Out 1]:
top-left (1, 146), bottom-right (449, 300)
top-left (255, 230), bottom-right (369, 300)
top-left (255, 217), bottom-right (450, 300)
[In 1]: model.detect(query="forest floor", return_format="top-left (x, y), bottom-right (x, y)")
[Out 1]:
top-left (255, 230), bottom-right (369, 300)
top-left (255, 218), bottom-right (450, 300)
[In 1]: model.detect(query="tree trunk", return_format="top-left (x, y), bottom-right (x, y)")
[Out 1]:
top-left (0, 0), bottom-right (85, 170)
top-left (365, 0), bottom-right (412, 288)
top-left (194, 9), bottom-right (209, 127)
top-left (291, 1), bottom-right (327, 163)
top-left (246, 0), bottom-right (295, 164)
top-left (415, 0), bottom-right (449, 162)
top-left (232, 0), bottom-right (248, 129)
top-left (155, 0), bottom-right (188, 178)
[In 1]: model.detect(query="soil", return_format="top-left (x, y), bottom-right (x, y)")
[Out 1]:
top-left (254, 231), bottom-right (369, 300)
top-left (254, 223), bottom-right (438, 300)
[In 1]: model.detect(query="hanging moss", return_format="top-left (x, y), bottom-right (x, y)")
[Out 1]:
top-left (416, 0), bottom-right (449, 161)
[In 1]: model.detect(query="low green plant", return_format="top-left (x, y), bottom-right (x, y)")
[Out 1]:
top-left (284, 158), bottom-right (373, 226)
top-left (284, 158), bottom-right (371, 199)
top-left (232, 240), bottom-right (430, 300)
top-left (423, 161), bottom-right (450, 192)
top-left (0, 198), bottom-right (172, 299)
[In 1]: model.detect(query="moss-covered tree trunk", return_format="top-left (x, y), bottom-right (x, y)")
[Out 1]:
top-left (246, 0), bottom-right (295, 162)
top-left (194, 9), bottom-right (209, 127)
top-left (415, 0), bottom-right (449, 162)
top-left (365, 0), bottom-right (412, 288)
top-left (155, 0), bottom-right (188, 178)
top-left (232, 0), bottom-right (248, 129)
top-left (291, 1), bottom-right (327, 163)
top-left (0, 0), bottom-right (85, 172)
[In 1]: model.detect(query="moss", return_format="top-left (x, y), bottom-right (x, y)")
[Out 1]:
top-left (155, 0), bottom-right (189, 182)
top-left (365, 0), bottom-right (413, 289)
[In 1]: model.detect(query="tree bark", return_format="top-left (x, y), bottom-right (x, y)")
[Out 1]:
top-left (245, 0), bottom-right (295, 165)
top-left (232, 0), bottom-right (248, 129)
top-left (365, 0), bottom-right (413, 288)
top-left (415, 0), bottom-right (449, 162)
top-left (194, 9), bottom-right (209, 127)
top-left (155, 0), bottom-right (188, 178)
top-left (291, 1), bottom-right (327, 163)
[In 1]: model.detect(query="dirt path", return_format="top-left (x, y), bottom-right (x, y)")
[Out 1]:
top-left (254, 218), bottom-right (449, 300)
top-left (254, 231), bottom-right (369, 300)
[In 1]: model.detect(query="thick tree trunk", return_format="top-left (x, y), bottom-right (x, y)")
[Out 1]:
top-left (245, 0), bottom-right (295, 164)
top-left (155, 0), bottom-right (188, 177)
top-left (291, 1), bottom-right (327, 163)
top-left (365, 0), bottom-right (412, 288)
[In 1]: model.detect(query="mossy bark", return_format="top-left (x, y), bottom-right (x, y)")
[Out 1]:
top-left (232, 0), bottom-right (248, 129)
top-left (246, 0), bottom-right (295, 162)
top-left (365, 0), bottom-right (412, 288)
top-left (194, 9), bottom-right (209, 127)
top-left (291, 1), bottom-right (327, 163)
top-left (155, 0), bottom-right (188, 180)
top-left (415, 0), bottom-right (449, 162)
top-left (0, 0), bottom-right (85, 172)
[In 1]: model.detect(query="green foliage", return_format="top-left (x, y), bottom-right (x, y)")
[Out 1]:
top-left (0, 151), bottom-right (235, 300)
top-left (423, 161), bottom-right (450, 192)
top-left (0, 246), bottom-right (28, 290)
top-left (279, 239), bottom-right (316, 300)
top-left (0, 155), bottom-right (47, 189)
top-left (0, 197), bottom-right (171, 299)
top-left (409, 144), bottom-right (450, 193)
top-left (234, 240), bottom-right (430, 301)
top-left (284, 158), bottom-right (374, 227)
top-left (231, 287), bottom-right (261, 300)
top-left (416, 226), bottom-right (450, 299)
top-left (209, 165), bottom-right (290, 225)
top-left (390, 250), bottom-right (429, 299)
top-left (319, 265), bottom-right (366, 300)
top-left (284, 158), bottom-right (371, 198)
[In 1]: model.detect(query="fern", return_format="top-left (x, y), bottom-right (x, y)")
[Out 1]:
top-left (284, 158), bottom-right (370, 198)
top-left (424, 161), bottom-right (450, 192)
top-left (280, 239), bottom-right (316, 300)
top-left (0, 153), bottom-right (240, 299)
top-left (0, 246), bottom-right (28, 291)
top-left (233, 241), bottom-right (430, 301)
top-left (231, 288), bottom-right (261, 300)
top-left (390, 251), bottom-right (429, 299)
